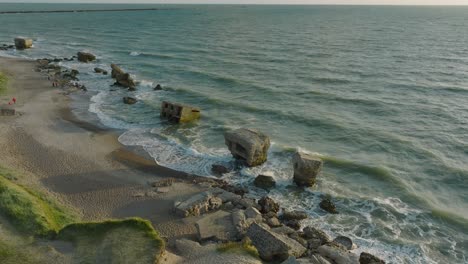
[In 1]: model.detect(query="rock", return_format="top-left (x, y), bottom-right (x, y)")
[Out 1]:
top-left (160, 101), bottom-right (201, 123)
top-left (14, 37), bottom-right (33, 49)
top-left (282, 210), bottom-right (308, 221)
top-left (303, 227), bottom-right (331, 245)
top-left (245, 207), bottom-right (262, 221)
top-left (310, 254), bottom-right (332, 264)
top-left (123, 97), bottom-right (137, 105)
top-left (94, 67), bottom-right (107, 74)
top-left (151, 178), bottom-right (176, 187)
top-left (231, 209), bottom-right (249, 237)
top-left (317, 244), bottom-right (359, 264)
top-left (293, 152), bottom-right (323, 187)
top-left (174, 191), bottom-right (223, 217)
top-left (154, 84), bottom-right (162, 90)
top-left (195, 210), bottom-right (237, 241)
top-left (284, 219), bottom-right (301, 230)
top-left (247, 223), bottom-right (307, 262)
top-left (211, 164), bottom-right (230, 176)
top-left (210, 187), bottom-right (242, 204)
top-left (254, 175), bottom-right (276, 190)
top-left (266, 217), bottom-right (282, 227)
top-left (70, 69), bottom-right (79, 76)
top-left (333, 236), bottom-right (354, 250)
top-left (233, 197), bottom-right (258, 210)
top-left (111, 64), bottom-right (136, 89)
top-left (77, 51), bottom-right (96, 62)
top-left (319, 198), bottom-right (338, 214)
top-left (224, 128), bottom-right (270, 167)
top-left (359, 252), bottom-right (385, 264)
top-left (281, 256), bottom-right (330, 264)
top-left (271, 225), bottom-right (296, 236)
top-left (258, 196), bottom-right (280, 215)
top-left (289, 232), bottom-right (308, 248)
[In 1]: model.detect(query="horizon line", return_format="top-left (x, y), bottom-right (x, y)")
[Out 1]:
top-left (2, 2), bottom-right (468, 6)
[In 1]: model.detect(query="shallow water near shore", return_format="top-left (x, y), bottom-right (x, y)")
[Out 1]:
top-left (1, 4), bottom-right (468, 263)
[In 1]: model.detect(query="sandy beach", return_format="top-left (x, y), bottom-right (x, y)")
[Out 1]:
top-left (0, 56), bottom-right (211, 251)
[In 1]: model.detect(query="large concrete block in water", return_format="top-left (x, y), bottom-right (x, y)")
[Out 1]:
top-left (77, 51), bottom-right (96, 62)
top-left (160, 101), bottom-right (200, 123)
top-left (14, 37), bottom-right (33, 50)
top-left (292, 151), bottom-right (323, 187)
top-left (224, 128), bottom-right (270, 167)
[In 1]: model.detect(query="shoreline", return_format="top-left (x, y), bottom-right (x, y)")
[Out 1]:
top-left (0, 8), bottom-right (161, 15)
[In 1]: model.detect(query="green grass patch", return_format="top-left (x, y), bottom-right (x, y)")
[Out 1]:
top-left (217, 238), bottom-right (259, 258)
top-left (0, 71), bottom-right (8, 95)
top-left (57, 217), bottom-right (165, 264)
top-left (0, 168), bottom-right (77, 237)
top-left (0, 240), bottom-right (48, 264)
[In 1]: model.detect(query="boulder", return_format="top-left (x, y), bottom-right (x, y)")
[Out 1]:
top-left (266, 217), bottom-right (282, 227)
top-left (160, 101), bottom-right (201, 123)
top-left (247, 223), bottom-right (307, 261)
top-left (284, 219), bottom-right (301, 230)
top-left (77, 51), bottom-right (96, 62)
top-left (303, 227), bottom-right (331, 245)
top-left (310, 254), bottom-right (332, 264)
top-left (154, 84), bottom-right (163, 90)
top-left (319, 198), bottom-right (338, 214)
top-left (245, 206), bottom-right (262, 221)
top-left (271, 225), bottom-right (296, 236)
top-left (254, 175), bottom-right (276, 190)
top-left (123, 97), bottom-right (137, 105)
top-left (258, 196), bottom-right (280, 215)
top-left (231, 209), bottom-right (255, 238)
top-left (14, 37), bottom-right (33, 49)
top-left (317, 244), bottom-right (359, 264)
top-left (195, 210), bottom-right (236, 241)
top-left (111, 64), bottom-right (136, 89)
top-left (282, 210), bottom-right (308, 221)
top-left (293, 152), bottom-right (323, 187)
top-left (333, 236), bottom-right (354, 250)
top-left (281, 255), bottom-right (330, 264)
top-left (174, 191), bottom-right (223, 217)
top-left (211, 164), bottom-right (230, 176)
top-left (359, 252), bottom-right (385, 264)
top-left (94, 67), bottom-right (108, 75)
top-left (224, 128), bottom-right (270, 167)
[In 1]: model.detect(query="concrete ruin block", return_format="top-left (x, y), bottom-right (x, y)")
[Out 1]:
top-left (293, 152), bottom-right (323, 187)
top-left (224, 128), bottom-right (270, 167)
top-left (160, 101), bottom-right (200, 123)
top-left (0, 105), bottom-right (15, 116)
top-left (14, 37), bottom-right (33, 50)
top-left (195, 210), bottom-right (237, 241)
top-left (247, 223), bottom-right (306, 262)
top-left (174, 191), bottom-right (222, 217)
top-left (77, 51), bottom-right (96, 62)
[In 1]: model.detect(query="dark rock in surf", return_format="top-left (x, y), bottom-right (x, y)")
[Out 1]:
top-left (123, 97), bottom-right (137, 105)
top-left (359, 252), bottom-right (385, 264)
top-left (154, 84), bottom-right (163, 90)
top-left (333, 236), bottom-right (354, 250)
top-left (211, 164), bottom-right (230, 176)
top-left (111, 64), bottom-right (136, 89)
top-left (319, 197), bottom-right (338, 214)
top-left (281, 210), bottom-right (308, 221)
top-left (77, 51), bottom-right (96, 62)
top-left (254, 175), bottom-right (276, 190)
top-left (258, 196), bottom-right (280, 215)
top-left (292, 151), bottom-right (323, 187)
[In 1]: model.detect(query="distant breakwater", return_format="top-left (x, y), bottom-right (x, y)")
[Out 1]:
top-left (0, 8), bottom-right (161, 15)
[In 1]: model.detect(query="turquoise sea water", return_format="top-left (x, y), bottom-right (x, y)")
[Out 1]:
top-left (1, 4), bottom-right (467, 263)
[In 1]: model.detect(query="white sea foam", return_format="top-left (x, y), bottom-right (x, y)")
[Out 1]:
top-left (130, 51), bottom-right (141, 56)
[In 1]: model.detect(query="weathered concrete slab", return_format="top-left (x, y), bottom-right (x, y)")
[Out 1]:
top-left (224, 128), bottom-right (270, 167)
top-left (160, 101), bottom-right (200, 123)
top-left (195, 210), bottom-right (236, 241)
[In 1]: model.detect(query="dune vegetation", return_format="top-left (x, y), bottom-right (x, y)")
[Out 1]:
top-left (217, 239), bottom-right (259, 258)
top-left (0, 71), bottom-right (7, 94)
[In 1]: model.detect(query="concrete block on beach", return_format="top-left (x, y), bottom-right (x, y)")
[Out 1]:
top-left (0, 105), bottom-right (15, 116)
top-left (195, 210), bottom-right (237, 241)
top-left (160, 101), bottom-right (201, 123)
top-left (224, 128), bottom-right (270, 167)
top-left (174, 191), bottom-right (222, 217)
top-left (293, 151), bottom-right (323, 187)
top-left (14, 37), bottom-right (33, 49)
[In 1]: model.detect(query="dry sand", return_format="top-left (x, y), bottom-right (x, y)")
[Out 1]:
top-left (0, 56), bottom-right (213, 251)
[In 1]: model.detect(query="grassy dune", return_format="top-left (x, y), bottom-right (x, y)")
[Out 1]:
top-left (0, 167), bottom-right (77, 237)
top-left (217, 239), bottom-right (259, 258)
top-left (0, 71), bottom-right (7, 94)
top-left (58, 218), bottom-right (165, 264)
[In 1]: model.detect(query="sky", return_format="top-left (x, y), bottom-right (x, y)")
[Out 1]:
top-left (1, 0), bottom-right (468, 5)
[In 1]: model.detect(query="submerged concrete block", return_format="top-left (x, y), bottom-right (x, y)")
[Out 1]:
top-left (14, 37), bottom-right (33, 49)
top-left (293, 151), bottom-right (323, 187)
top-left (224, 128), bottom-right (270, 167)
top-left (160, 101), bottom-right (200, 123)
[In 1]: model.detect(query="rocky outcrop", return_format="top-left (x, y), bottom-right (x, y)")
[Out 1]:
top-left (14, 37), bottom-right (33, 49)
top-left (123, 97), bottom-right (137, 105)
top-left (254, 175), bottom-right (276, 190)
top-left (293, 152), bottom-right (323, 187)
top-left (258, 196), bottom-right (280, 215)
top-left (224, 128), bottom-right (270, 167)
top-left (303, 226), bottom-right (331, 245)
top-left (282, 210), bottom-right (308, 221)
top-left (359, 252), bottom-right (385, 264)
top-left (77, 51), bottom-right (96, 62)
top-left (160, 101), bottom-right (201, 123)
top-left (154, 84), bottom-right (162, 90)
top-left (94, 67), bottom-right (108, 75)
top-left (111, 64), bottom-right (136, 89)
top-left (319, 198), bottom-right (338, 214)
top-left (247, 223), bottom-right (306, 261)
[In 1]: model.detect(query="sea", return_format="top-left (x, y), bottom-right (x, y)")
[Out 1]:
top-left (0, 4), bottom-right (467, 263)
